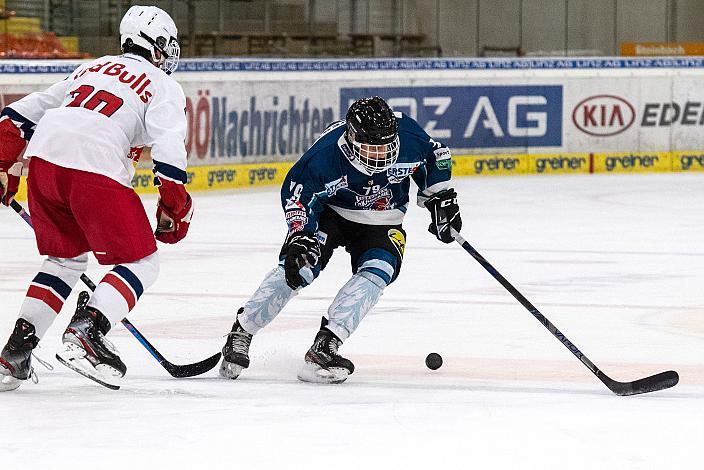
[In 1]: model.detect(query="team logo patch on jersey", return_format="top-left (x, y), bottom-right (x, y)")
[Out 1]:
top-left (434, 147), bottom-right (452, 171)
top-left (325, 175), bottom-right (348, 196)
top-left (316, 231), bottom-right (328, 245)
top-left (386, 162), bottom-right (421, 183)
top-left (388, 229), bottom-right (406, 257)
top-left (285, 208), bottom-right (308, 232)
top-left (355, 187), bottom-right (393, 210)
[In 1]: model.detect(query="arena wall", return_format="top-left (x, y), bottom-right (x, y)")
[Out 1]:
top-left (3, 57), bottom-right (704, 200)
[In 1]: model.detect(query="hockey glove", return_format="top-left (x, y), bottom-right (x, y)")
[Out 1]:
top-left (283, 231), bottom-right (321, 290)
top-left (424, 188), bottom-right (462, 243)
top-left (155, 180), bottom-right (193, 244)
top-left (0, 162), bottom-right (22, 206)
top-left (0, 115), bottom-right (29, 207)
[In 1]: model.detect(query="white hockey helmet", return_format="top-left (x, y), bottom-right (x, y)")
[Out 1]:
top-left (120, 5), bottom-right (180, 74)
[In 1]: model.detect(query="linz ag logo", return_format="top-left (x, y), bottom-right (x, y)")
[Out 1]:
top-left (572, 95), bottom-right (635, 137)
top-left (340, 86), bottom-right (563, 148)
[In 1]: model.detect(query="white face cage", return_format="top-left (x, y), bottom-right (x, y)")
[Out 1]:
top-left (349, 134), bottom-right (400, 174)
top-left (161, 37), bottom-right (180, 74)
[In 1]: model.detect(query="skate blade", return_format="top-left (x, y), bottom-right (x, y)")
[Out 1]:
top-left (0, 374), bottom-right (22, 392)
top-left (297, 362), bottom-right (349, 384)
top-left (55, 344), bottom-right (121, 391)
top-left (219, 359), bottom-right (244, 380)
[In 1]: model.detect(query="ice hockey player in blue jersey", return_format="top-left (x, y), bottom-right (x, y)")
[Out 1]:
top-left (219, 96), bottom-right (462, 384)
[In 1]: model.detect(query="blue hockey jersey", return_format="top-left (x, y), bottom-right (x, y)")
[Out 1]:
top-left (281, 113), bottom-right (452, 234)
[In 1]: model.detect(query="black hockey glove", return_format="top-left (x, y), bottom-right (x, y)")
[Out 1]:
top-left (424, 188), bottom-right (462, 243)
top-left (283, 231), bottom-right (321, 289)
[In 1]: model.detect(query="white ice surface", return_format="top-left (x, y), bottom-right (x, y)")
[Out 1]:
top-left (1, 174), bottom-right (702, 469)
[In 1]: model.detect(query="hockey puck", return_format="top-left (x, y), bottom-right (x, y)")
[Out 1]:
top-left (425, 353), bottom-right (443, 370)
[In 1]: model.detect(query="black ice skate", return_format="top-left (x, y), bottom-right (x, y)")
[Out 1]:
top-left (55, 291), bottom-right (125, 390)
top-left (297, 318), bottom-right (355, 384)
top-left (0, 318), bottom-right (40, 391)
top-left (219, 308), bottom-right (253, 380)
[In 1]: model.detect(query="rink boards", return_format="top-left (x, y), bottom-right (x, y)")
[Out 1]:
top-left (5, 56), bottom-right (704, 199)
top-left (12, 149), bottom-right (704, 200)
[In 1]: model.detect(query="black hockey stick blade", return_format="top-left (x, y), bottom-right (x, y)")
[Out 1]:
top-left (599, 370), bottom-right (679, 396)
top-left (162, 352), bottom-right (222, 378)
top-left (120, 319), bottom-right (221, 378)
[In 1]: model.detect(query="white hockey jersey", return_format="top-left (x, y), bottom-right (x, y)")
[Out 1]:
top-left (5, 53), bottom-right (187, 187)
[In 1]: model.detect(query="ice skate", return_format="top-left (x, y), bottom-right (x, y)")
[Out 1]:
top-left (0, 318), bottom-right (39, 391)
top-left (55, 292), bottom-right (125, 390)
top-left (219, 309), bottom-right (253, 380)
top-left (297, 319), bottom-right (354, 384)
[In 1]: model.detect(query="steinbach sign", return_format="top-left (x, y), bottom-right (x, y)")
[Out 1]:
top-left (571, 95), bottom-right (636, 137)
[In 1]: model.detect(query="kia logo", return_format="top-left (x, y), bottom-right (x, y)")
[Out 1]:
top-left (572, 95), bottom-right (635, 136)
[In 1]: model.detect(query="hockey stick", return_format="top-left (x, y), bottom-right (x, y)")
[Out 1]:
top-left (10, 199), bottom-right (221, 378)
top-left (450, 229), bottom-right (679, 396)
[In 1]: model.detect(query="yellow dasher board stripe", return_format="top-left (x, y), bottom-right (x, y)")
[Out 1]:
top-left (14, 161), bottom-right (295, 201)
top-left (591, 152), bottom-right (672, 173)
top-left (11, 150), bottom-right (703, 202)
top-left (671, 151), bottom-right (704, 172)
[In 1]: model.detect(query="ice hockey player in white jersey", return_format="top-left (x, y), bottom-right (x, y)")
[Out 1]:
top-left (0, 5), bottom-right (193, 390)
top-left (219, 96), bottom-right (462, 384)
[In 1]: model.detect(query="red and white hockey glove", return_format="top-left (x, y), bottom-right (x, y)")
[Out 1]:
top-left (0, 116), bottom-right (28, 207)
top-left (155, 179), bottom-right (193, 244)
top-left (0, 162), bottom-right (22, 206)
